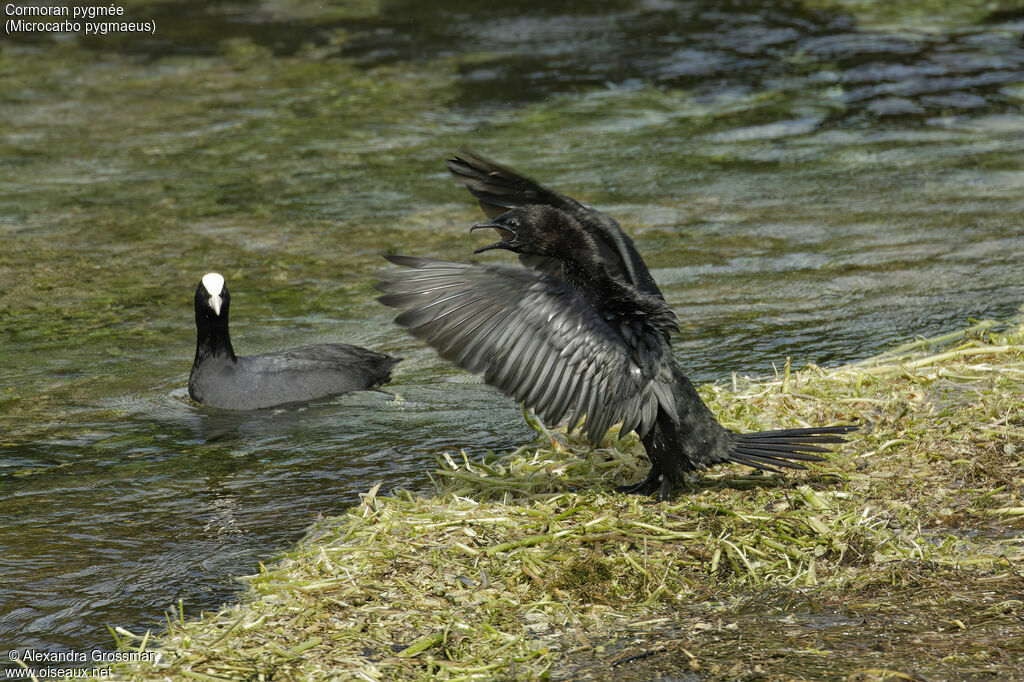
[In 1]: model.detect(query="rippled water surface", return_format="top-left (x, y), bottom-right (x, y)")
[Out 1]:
top-left (2, 0), bottom-right (1024, 656)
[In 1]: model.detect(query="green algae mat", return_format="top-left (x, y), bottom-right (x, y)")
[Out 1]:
top-left (107, 321), bottom-right (1024, 681)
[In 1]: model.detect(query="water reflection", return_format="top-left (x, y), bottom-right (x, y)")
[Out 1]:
top-left (12, 0), bottom-right (1023, 123)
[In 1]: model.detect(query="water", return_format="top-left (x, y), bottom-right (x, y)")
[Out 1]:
top-left (2, 0), bottom-right (1024, 657)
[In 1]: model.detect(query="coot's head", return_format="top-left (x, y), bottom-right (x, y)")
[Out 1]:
top-left (470, 205), bottom-right (578, 257)
top-left (195, 272), bottom-right (230, 323)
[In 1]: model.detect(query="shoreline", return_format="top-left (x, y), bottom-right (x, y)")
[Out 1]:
top-left (111, 320), bottom-right (1024, 680)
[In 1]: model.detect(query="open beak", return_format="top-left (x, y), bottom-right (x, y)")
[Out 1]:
top-left (470, 220), bottom-right (517, 254)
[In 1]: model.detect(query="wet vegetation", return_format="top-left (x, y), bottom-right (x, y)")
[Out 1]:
top-left (112, 322), bottom-right (1024, 680)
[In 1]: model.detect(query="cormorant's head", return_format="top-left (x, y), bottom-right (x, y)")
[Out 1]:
top-left (470, 205), bottom-right (569, 256)
top-left (195, 272), bottom-right (230, 322)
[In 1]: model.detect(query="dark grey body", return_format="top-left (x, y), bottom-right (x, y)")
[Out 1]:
top-left (188, 343), bottom-right (398, 410)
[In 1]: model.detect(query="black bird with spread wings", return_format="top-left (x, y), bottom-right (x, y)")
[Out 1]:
top-left (377, 154), bottom-right (854, 497)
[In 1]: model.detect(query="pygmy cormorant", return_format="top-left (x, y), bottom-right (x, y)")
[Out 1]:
top-left (378, 155), bottom-right (853, 497)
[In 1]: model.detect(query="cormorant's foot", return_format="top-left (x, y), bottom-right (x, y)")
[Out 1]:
top-left (656, 477), bottom-right (675, 501)
top-left (615, 471), bottom-right (662, 496)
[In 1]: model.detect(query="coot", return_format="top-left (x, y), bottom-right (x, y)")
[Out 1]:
top-left (190, 273), bottom-right (398, 410)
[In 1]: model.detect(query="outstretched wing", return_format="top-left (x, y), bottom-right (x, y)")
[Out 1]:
top-left (377, 255), bottom-right (667, 444)
top-left (446, 151), bottom-right (572, 219)
top-left (447, 151), bottom-right (664, 299)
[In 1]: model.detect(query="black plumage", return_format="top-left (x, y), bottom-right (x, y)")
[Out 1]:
top-left (447, 151), bottom-right (662, 298)
top-left (189, 273), bottom-right (399, 410)
top-left (378, 155), bottom-right (854, 498)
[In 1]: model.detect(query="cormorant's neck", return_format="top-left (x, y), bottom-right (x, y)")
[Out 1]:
top-left (557, 245), bottom-right (619, 301)
top-left (555, 243), bottom-right (679, 341)
top-left (195, 317), bottom-right (237, 363)
top-left (540, 219), bottom-right (613, 296)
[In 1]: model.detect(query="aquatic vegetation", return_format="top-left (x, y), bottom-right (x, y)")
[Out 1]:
top-left (112, 321), bottom-right (1024, 680)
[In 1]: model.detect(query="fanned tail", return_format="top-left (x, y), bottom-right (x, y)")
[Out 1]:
top-left (726, 425), bottom-right (858, 473)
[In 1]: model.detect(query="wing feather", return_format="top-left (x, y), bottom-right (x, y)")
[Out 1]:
top-left (378, 256), bottom-right (663, 444)
top-left (447, 152), bottom-right (664, 299)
